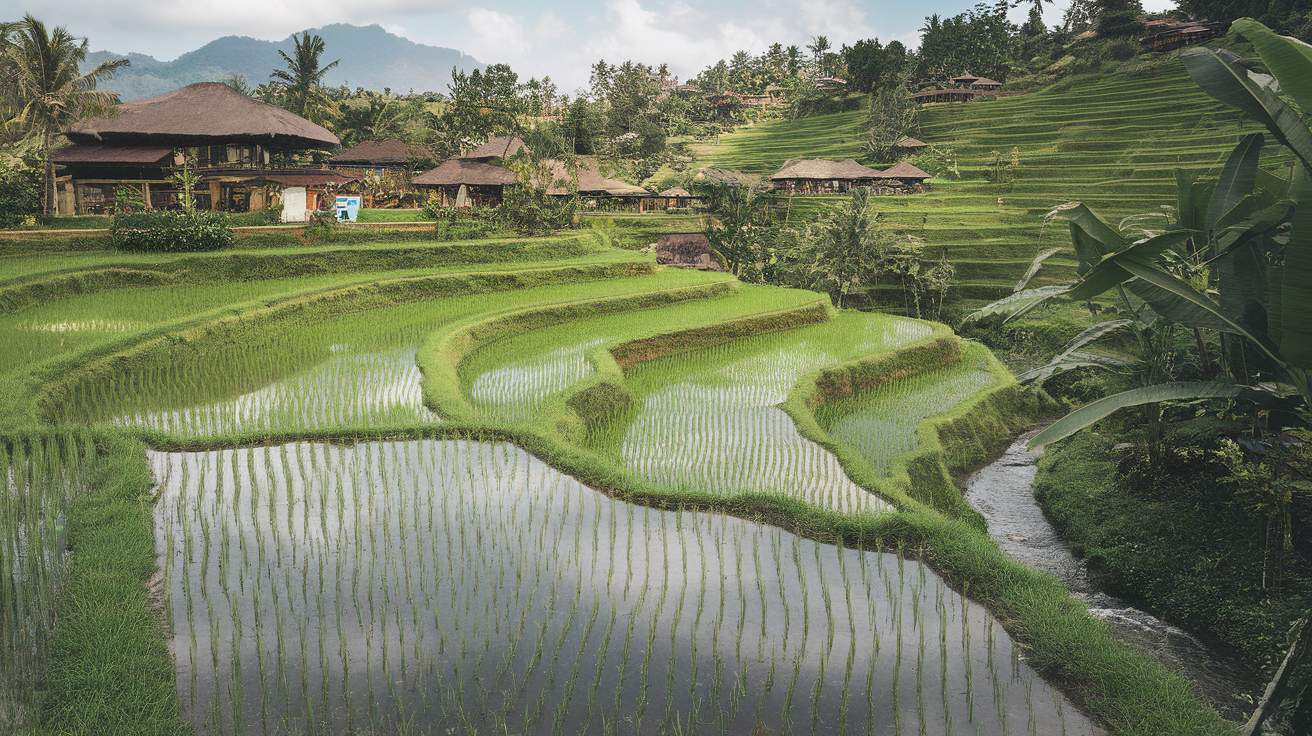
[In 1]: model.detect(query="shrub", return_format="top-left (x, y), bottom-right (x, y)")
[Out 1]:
top-left (0, 166), bottom-right (41, 228)
top-left (109, 210), bottom-right (234, 252)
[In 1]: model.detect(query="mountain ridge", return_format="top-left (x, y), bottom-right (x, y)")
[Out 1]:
top-left (83, 24), bottom-right (484, 101)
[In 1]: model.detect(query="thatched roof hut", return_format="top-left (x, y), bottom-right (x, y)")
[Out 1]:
top-left (878, 161), bottom-right (932, 182)
top-left (412, 159), bottom-right (517, 187)
top-left (658, 187), bottom-right (693, 197)
top-left (911, 88), bottom-right (979, 104)
top-left (892, 136), bottom-right (929, 151)
top-left (328, 138), bottom-right (411, 167)
top-left (66, 82), bottom-right (339, 148)
top-left (542, 157), bottom-right (650, 196)
top-left (970, 77), bottom-right (1002, 90)
top-left (49, 144), bottom-right (174, 165)
top-left (770, 158), bottom-right (884, 182)
top-left (459, 136), bottom-right (526, 160)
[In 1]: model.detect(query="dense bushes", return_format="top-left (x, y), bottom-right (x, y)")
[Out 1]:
top-left (0, 166), bottom-right (41, 228)
top-left (109, 211), bottom-right (233, 252)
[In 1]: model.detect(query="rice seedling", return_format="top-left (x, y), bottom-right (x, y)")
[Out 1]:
top-left (147, 437), bottom-right (1097, 735)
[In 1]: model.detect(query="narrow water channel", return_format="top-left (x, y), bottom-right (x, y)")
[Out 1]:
top-left (963, 429), bottom-right (1261, 721)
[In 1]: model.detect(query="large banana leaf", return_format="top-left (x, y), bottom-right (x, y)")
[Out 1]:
top-left (1028, 381), bottom-right (1263, 449)
top-left (1181, 47), bottom-right (1312, 172)
top-left (1049, 202), bottom-right (1123, 272)
top-left (962, 283), bottom-right (1072, 323)
top-left (1232, 19), bottom-right (1312, 116)
top-left (1016, 319), bottom-right (1134, 385)
top-left (1065, 230), bottom-right (1197, 302)
top-left (1211, 200), bottom-right (1295, 261)
top-left (1208, 132), bottom-right (1265, 232)
top-left (1015, 247), bottom-right (1066, 292)
top-left (1279, 165), bottom-right (1312, 368)
top-left (1116, 258), bottom-right (1285, 364)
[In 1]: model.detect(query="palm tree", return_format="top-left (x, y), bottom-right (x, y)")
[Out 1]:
top-left (0, 14), bottom-right (127, 215)
top-left (269, 32), bottom-right (339, 124)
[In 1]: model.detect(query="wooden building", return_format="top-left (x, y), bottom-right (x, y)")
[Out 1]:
top-left (410, 136), bottom-right (528, 207)
top-left (912, 88), bottom-right (981, 104)
top-left (655, 187), bottom-right (698, 209)
top-left (55, 82), bottom-right (341, 217)
top-left (891, 136), bottom-right (930, 154)
top-left (769, 158), bottom-right (885, 194)
top-left (327, 138), bottom-right (426, 173)
top-left (878, 161), bottom-right (932, 189)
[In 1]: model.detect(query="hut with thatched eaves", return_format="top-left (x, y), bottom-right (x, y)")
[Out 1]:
top-left (769, 158), bottom-right (885, 194)
top-left (410, 136), bottom-right (530, 207)
top-left (891, 136), bottom-right (930, 156)
top-left (412, 159), bottom-right (518, 207)
top-left (55, 81), bottom-right (342, 217)
top-left (911, 88), bottom-right (980, 105)
top-left (654, 186), bottom-right (699, 210)
top-left (327, 138), bottom-right (433, 173)
top-left (541, 157), bottom-right (659, 211)
top-left (877, 161), bottom-right (932, 191)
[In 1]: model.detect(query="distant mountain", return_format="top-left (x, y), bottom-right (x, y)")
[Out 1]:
top-left (83, 24), bottom-right (484, 101)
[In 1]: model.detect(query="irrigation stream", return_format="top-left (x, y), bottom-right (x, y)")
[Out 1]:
top-left (151, 438), bottom-right (1099, 735)
top-left (964, 429), bottom-right (1261, 721)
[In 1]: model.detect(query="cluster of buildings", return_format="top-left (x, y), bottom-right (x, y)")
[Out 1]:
top-left (911, 74), bottom-right (1004, 105)
top-left (50, 81), bottom-right (931, 219)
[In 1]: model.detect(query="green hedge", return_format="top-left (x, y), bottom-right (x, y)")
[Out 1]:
top-left (110, 211), bottom-right (233, 252)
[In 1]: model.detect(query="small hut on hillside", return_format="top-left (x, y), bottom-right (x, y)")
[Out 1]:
top-left (878, 161), bottom-right (932, 190)
top-left (891, 136), bottom-right (930, 155)
top-left (56, 81), bottom-right (340, 216)
top-left (969, 77), bottom-right (1002, 91)
top-left (911, 88), bottom-right (979, 104)
top-left (769, 158), bottom-right (884, 194)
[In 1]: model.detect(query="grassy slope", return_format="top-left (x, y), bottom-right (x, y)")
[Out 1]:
top-left (690, 57), bottom-right (1273, 301)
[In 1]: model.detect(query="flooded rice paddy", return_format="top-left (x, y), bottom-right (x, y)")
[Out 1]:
top-left (151, 439), bottom-right (1099, 736)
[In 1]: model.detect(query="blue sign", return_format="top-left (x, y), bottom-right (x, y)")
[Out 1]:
top-left (335, 196), bottom-right (362, 222)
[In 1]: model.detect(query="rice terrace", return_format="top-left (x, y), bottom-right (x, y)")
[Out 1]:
top-left (2, 2), bottom-right (1312, 735)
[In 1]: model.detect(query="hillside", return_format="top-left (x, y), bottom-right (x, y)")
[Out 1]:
top-left (690, 56), bottom-right (1274, 301)
top-left (84, 24), bottom-right (483, 101)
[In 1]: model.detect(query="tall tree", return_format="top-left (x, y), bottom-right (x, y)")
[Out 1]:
top-left (808, 36), bottom-right (832, 75)
top-left (0, 14), bottom-right (127, 216)
top-left (269, 32), bottom-right (339, 124)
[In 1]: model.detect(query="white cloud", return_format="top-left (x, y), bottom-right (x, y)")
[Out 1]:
top-left (535, 10), bottom-right (570, 38)
top-left (465, 7), bottom-right (531, 66)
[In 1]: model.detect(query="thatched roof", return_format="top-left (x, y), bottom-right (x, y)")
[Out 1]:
top-left (542, 157), bottom-right (650, 196)
top-left (950, 74), bottom-right (980, 84)
top-left (49, 144), bottom-right (172, 164)
top-left (879, 161), bottom-right (932, 181)
top-left (770, 158), bottom-right (883, 181)
top-left (66, 82), bottom-right (339, 148)
top-left (412, 159), bottom-right (517, 187)
top-left (658, 187), bottom-right (693, 197)
top-left (459, 136), bottom-right (526, 160)
top-left (328, 138), bottom-right (410, 165)
top-left (892, 136), bottom-right (929, 150)
top-left (242, 172), bottom-right (358, 187)
top-left (972, 78), bottom-right (1002, 87)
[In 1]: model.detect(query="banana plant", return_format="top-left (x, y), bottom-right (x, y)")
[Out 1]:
top-left (965, 22), bottom-right (1312, 449)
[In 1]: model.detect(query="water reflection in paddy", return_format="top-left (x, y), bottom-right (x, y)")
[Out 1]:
top-left (152, 439), bottom-right (1098, 735)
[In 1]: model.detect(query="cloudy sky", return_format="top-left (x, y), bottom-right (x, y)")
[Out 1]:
top-left (10, 0), bottom-right (1177, 91)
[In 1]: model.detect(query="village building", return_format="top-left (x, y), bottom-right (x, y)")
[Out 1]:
top-left (891, 136), bottom-right (930, 155)
top-left (769, 158), bottom-right (885, 194)
top-left (410, 136), bottom-right (526, 207)
top-left (1140, 19), bottom-right (1224, 50)
top-left (655, 187), bottom-right (698, 209)
top-left (54, 82), bottom-right (348, 218)
top-left (912, 88), bottom-right (981, 104)
top-left (327, 138), bottom-right (423, 174)
top-left (878, 161), bottom-right (933, 189)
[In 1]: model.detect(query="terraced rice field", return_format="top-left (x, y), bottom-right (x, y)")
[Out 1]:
top-left (690, 57), bottom-right (1277, 302)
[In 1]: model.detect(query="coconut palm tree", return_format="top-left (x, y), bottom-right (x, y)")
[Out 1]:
top-left (0, 14), bottom-right (127, 215)
top-left (269, 32), bottom-right (339, 125)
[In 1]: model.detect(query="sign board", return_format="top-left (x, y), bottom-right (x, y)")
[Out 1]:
top-left (335, 195), bottom-right (362, 222)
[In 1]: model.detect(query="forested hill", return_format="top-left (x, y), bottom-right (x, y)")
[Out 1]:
top-left (82, 24), bottom-right (484, 101)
